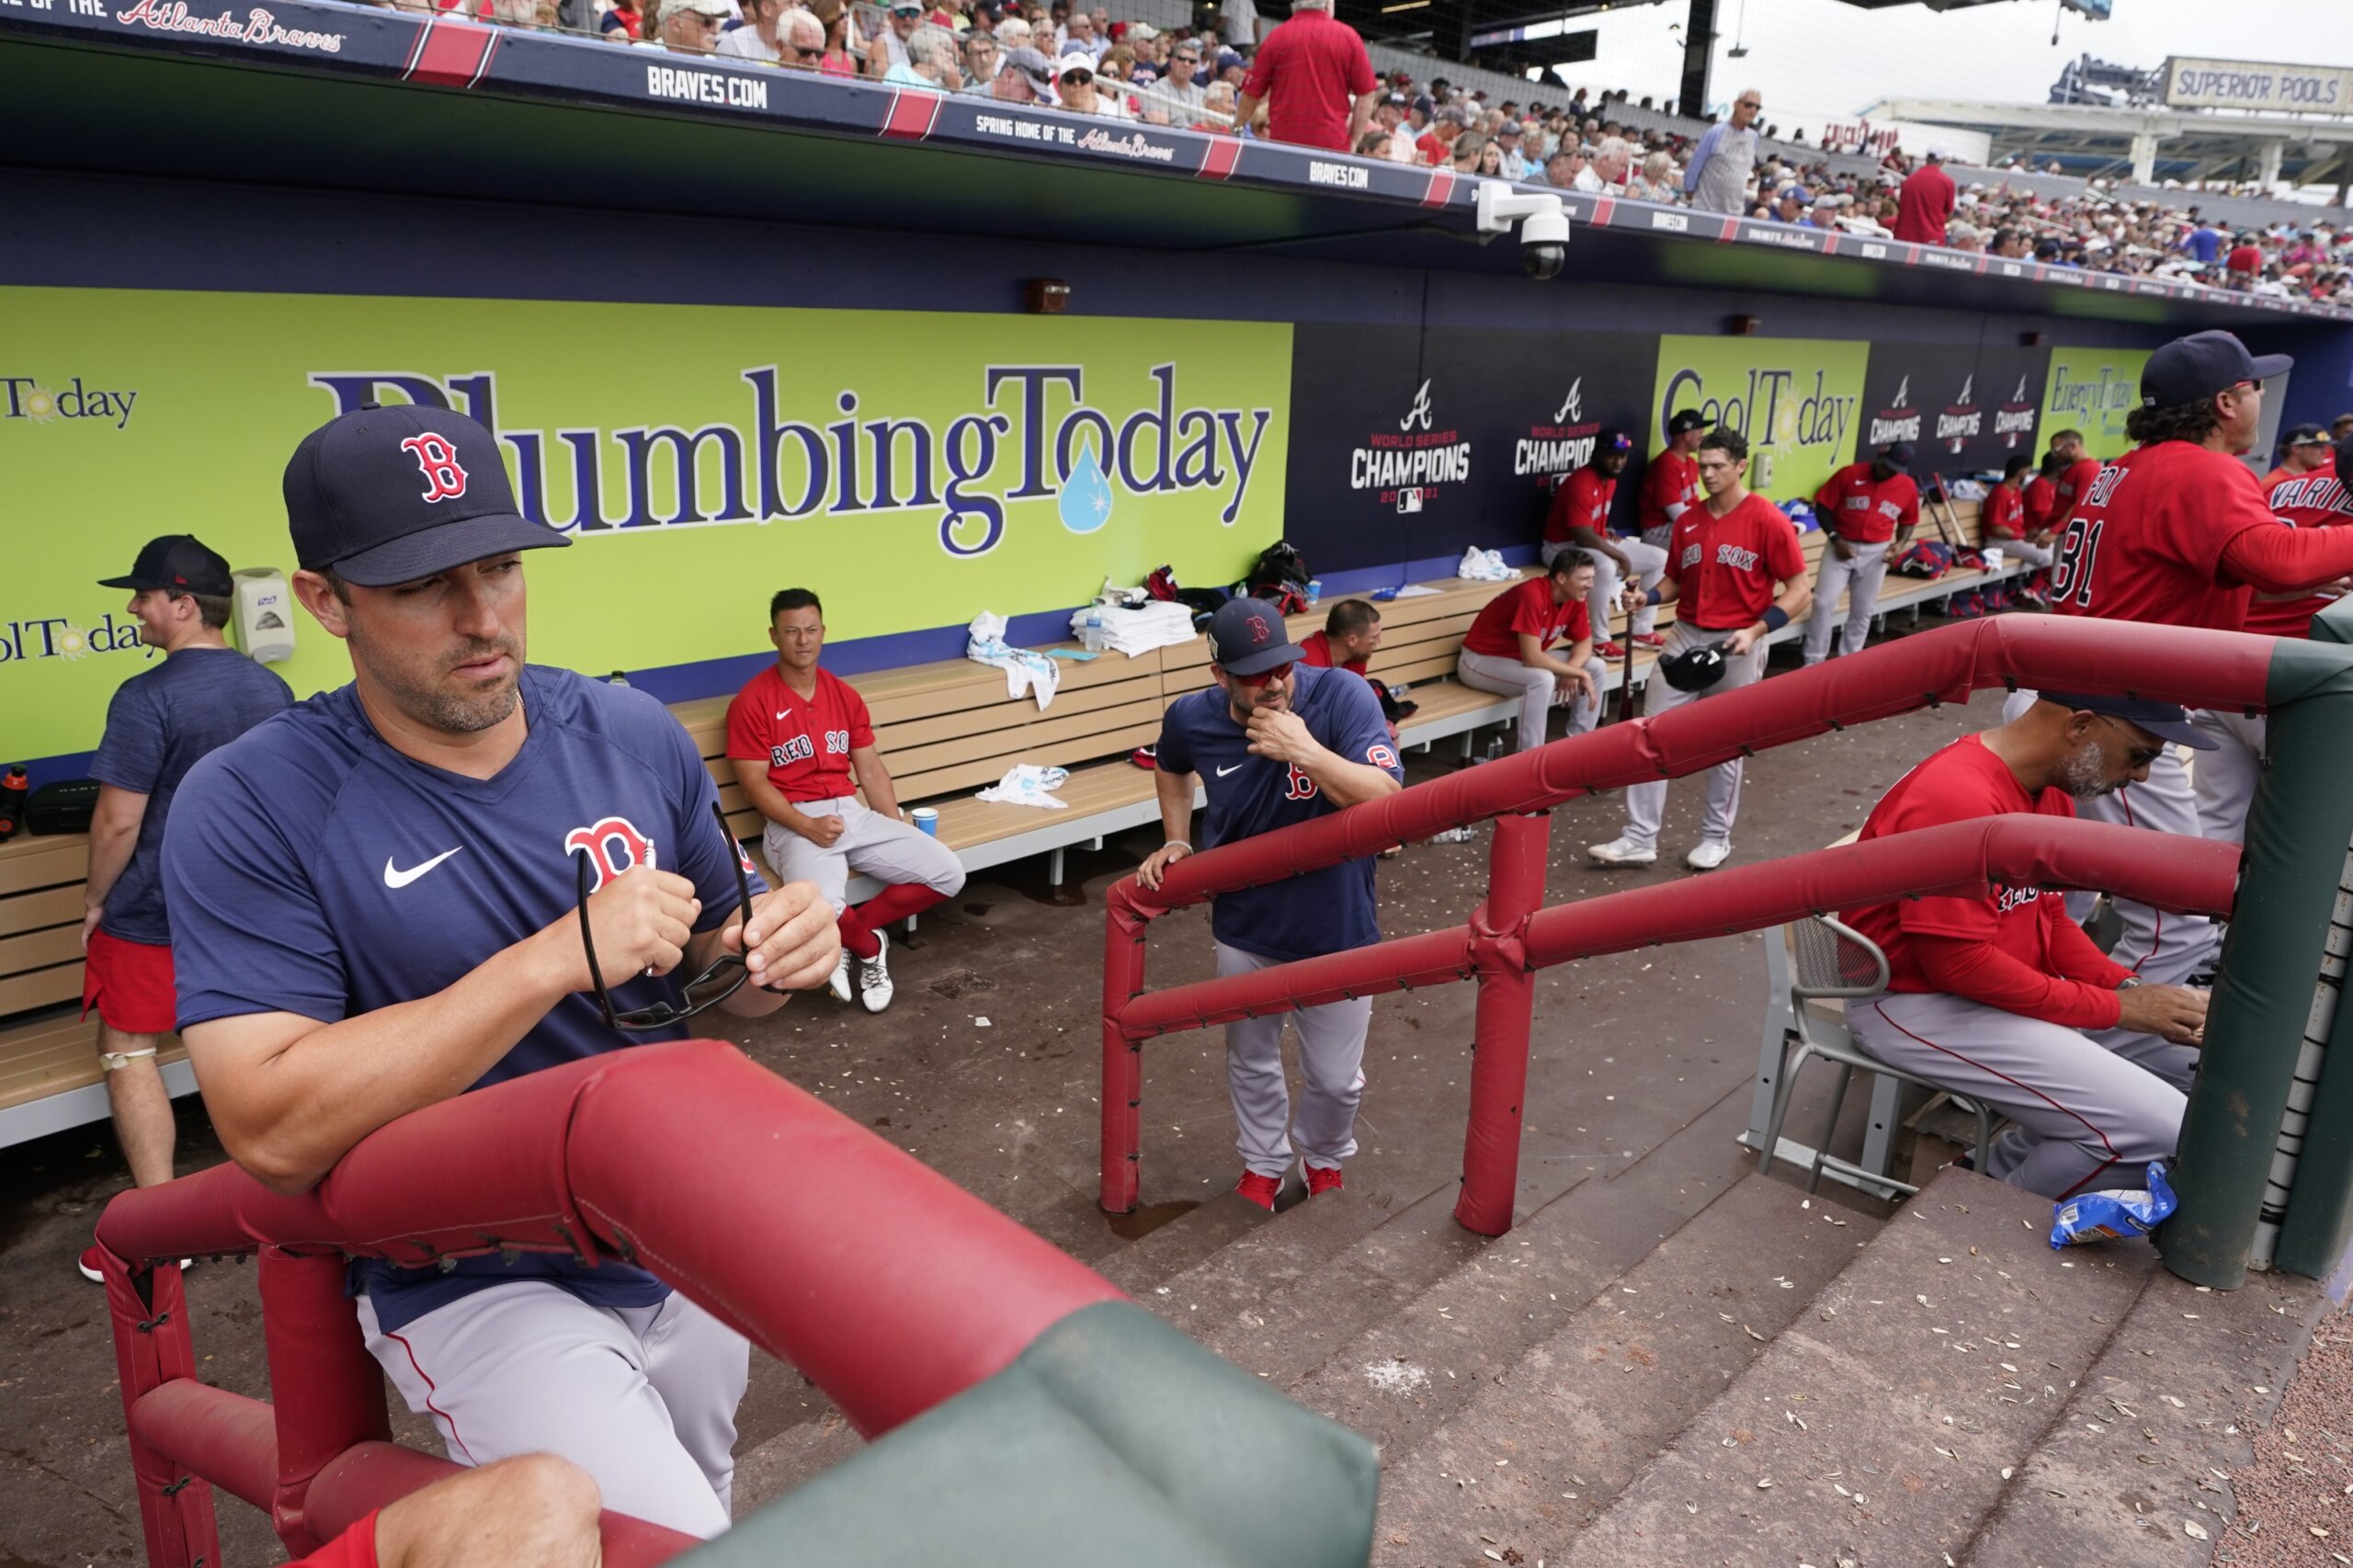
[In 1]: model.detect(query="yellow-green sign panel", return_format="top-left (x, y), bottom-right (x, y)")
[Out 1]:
top-left (2040, 346), bottom-right (2152, 457)
top-left (1653, 335), bottom-right (1871, 505)
top-left (2, 288), bottom-right (1290, 761)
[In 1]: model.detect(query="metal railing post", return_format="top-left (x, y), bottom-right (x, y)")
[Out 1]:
top-left (1456, 810), bottom-right (1551, 1236)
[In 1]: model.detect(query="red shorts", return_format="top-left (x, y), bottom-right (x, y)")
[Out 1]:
top-left (290, 1512), bottom-right (380, 1568)
top-left (82, 927), bottom-right (177, 1037)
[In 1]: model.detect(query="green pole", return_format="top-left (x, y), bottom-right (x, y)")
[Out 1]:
top-left (2274, 604), bottom-right (2353, 1279)
top-left (2162, 619), bottom-right (2353, 1289)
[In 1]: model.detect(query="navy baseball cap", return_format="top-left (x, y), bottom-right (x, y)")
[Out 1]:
top-left (283, 404), bottom-right (568, 587)
top-left (1597, 427), bottom-right (1634, 454)
top-left (2038, 692), bottom-right (2219, 752)
top-left (2139, 330), bottom-right (2292, 410)
top-left (98, 534), bottom-right (233, 597)
top-left (1878, 441), bottom-right (1915, 472)
top-left (2280, 423), bottom-right (2329, 450)
top-left (1208, 597), bottom-right (1306, 676)
top-left (1667, 408), bottom-right (1713, 436)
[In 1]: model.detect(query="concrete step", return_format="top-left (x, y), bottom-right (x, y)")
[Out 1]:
top-left (1367, 1171), bottom-right (1879, 1567)
top-left (1554, 1168), bottom-right (2158, 1568)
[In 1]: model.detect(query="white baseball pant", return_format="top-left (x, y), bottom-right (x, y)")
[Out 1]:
top-left (2189, 708), bottom-right (2266, 848)
top-left (1985, 537), bottom-right (2054, 569)
top-left (358, 1282), bottom-right (750, 1538)
top-left (1802, 540), bottom-right (1893, 666)
top-left (1457, 648), bottom-right (1606, 754)
top-left (1216, 940), bottom-right (1371, 1179)
top-left (1641, 522), bottom-right (1676, 551)
top-left (762, 796), bottom-right (965, 916)
top-left (1557, 537), bottom-right (1668, 641)
top-left (1848, 992), bottom-right (2185, 1200)
top-left (1619, 623), bottom-right (1768, 852)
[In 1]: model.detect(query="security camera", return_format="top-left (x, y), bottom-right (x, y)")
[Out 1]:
top-left (1474, 180), bottom-right (1573, 282)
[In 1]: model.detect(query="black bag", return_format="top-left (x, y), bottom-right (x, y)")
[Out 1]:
top-left (1244, 542), bottom-right (1313, 615)
top-left (28, 778), bottom-right (99, 835)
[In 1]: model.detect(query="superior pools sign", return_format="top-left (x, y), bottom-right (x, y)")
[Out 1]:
top-left (2162, 57), bottom-right (2353, 114)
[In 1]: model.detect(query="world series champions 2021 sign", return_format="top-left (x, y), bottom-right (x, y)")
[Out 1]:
top-left (1, 287), bottom-right (1291, 761)
top-left (1850, 342), bottom-right (2053, 473)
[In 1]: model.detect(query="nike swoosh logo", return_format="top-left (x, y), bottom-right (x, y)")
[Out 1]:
top-left (1215, 763), bottom-right (1246, 777)
top-left (775, 709), bottom-right (791, 720)
top-left (384, 847), bottom-right (463, 889)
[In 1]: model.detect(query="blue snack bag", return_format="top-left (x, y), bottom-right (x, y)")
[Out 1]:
top-left (2051, 1161), bottom-right (2178, 1248)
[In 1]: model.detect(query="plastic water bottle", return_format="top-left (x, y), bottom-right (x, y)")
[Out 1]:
top-left (1082, 610), bottom-right (1106, 653)
top-left (1431, 824), bottom-right (1476, 844)
top-left (606, 670), bottom-right (631, 687)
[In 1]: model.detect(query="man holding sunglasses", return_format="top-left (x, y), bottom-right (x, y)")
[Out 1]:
top-left (1138, 598), bottom-right (1403, 1210)
top-left (161, 406), bottom-right (839, 1539)
top-left (1840, 693), bottom-right (2213, 1200)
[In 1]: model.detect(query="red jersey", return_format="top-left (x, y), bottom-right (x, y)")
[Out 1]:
top-left (2049, 456), bottom-right (2103, 528)
top-left (1842, 737), bottom-right (2129, 1028)
top-left (1666, 492), bottom-right (1806, 631)
top-left (2246, 467), bottom-right (2353, 638)
top-left (2021, 474), bottom-right (2057, 535)
top-left (1298, 629), bottom-right (1369, 675)
top-left (1982, 482), bottom-right (2026, 540)
top-left (2048, 441), bottom-right (2276, 631)
top-left (1638, 448), bottom-right (1699, 536)
top-left (1546, 467), bottom-right (1616, 545)
top-left (723, 665), bottom-right (875, 804)
top-left (1462, 575), bottom-right (1590, 659)
top-left (1239, 6), bottom-right (1375, 153)
top-left (1812, 462), bottom-right (1919, 545)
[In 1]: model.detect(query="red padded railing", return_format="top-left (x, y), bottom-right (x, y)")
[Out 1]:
top-left (95, 1040), bottom-right (1125, 1568)
top-left (1100, 615), bottom-right (2263, 1226)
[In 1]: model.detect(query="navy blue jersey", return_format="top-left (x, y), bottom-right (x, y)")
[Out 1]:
top-left (1156, 665), bottom-right (1402, 962)
top-left (89, 647), bottom-right (293, 947)
top-left (162, 665), bottom-right (763, 1331)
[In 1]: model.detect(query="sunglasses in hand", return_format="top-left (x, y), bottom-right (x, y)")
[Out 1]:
top-left (573, 800), bottom-right (756, 1031)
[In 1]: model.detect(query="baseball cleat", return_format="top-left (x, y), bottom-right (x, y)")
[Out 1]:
top-left (1302, 1161), bottom-right (1344, 1198)
top-left (857, 930), bottom-right (894, 1014)
top-left (1586, 837), bottom-right (1658, 867)
top-left (826, 946), bottom-right (853, 1005)
top-left (1630, 631), bottom-right (1666, 649)
top-left (1594, 640), bottom-right (1628, 659)
top-left (1235, 1171), bottom-right (1281, 1210)
top-left (1685, 840), bottom-right (1733, 871)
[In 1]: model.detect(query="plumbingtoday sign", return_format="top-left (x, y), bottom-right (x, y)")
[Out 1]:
top-left (1652, 335), bottom-right (1869, 504)
top-left (2, 287), bottom-right (1290, 761)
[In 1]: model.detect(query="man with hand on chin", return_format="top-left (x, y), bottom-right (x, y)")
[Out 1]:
top-left (1138, 598), bottom-right (1403, 1210)
top-left (162, 405), bottom-right (839, 1540)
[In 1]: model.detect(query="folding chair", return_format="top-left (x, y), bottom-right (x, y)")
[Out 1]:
top-left (1759, 915), bottom-right (1994, 1197)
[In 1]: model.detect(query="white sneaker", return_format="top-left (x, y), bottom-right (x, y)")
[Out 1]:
top-left (826, 946), bottom-right (853, 1005)
top-left (1587, 836), bottom-right (1658, 867)
top-left (1685, 840), bottom-right (1732, 871)
top-left (858, 929), bottom-right (894, 1014)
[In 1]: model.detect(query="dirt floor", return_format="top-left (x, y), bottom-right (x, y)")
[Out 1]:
top-left (2227, 1306), bottom-right (2353, 1568)
top-left (0, 645), bottom-right (2316, 1568)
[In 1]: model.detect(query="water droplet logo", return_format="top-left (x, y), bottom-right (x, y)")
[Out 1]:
top-left (1059, 440), bottom-right (1115, 536)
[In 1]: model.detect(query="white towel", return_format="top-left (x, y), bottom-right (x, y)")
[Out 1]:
top-left (975, 764), bottom-right (1072, 810)
top-left (966, 611), bottom-right (1060, 710)
top-left (1072, 601), bottom-right (1199, 658)
top-left (1458, 547), bottom-right (1518, 582)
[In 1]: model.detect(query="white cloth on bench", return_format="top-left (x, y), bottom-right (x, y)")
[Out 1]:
top-left (966, 611), bottom-right (1060, 710)
top-left (1074, 601), bottom-right (1197, 657)
top-left (975, 764), bottom-right (1072, 810)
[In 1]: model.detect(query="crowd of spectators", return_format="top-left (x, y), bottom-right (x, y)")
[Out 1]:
top-left (378, 0), bottom-right (2353, 305)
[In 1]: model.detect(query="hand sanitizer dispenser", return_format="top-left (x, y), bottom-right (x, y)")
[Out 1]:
top-left (233, 568), bottom-right (296, 664)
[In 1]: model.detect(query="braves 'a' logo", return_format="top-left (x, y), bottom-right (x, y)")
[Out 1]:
top-left (565, 816), bottom-right (656, 889)
top-left (1553, 377), bottom-right (1583, 425)
top-left (401, 432), bottom-right (470, 504)
top-left (1400, 378), bottom-right (1435, 433)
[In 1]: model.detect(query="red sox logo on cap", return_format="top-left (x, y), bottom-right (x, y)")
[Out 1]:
top-left (400, 432), bottom-right (471, 504)
top-left (1247, 612), bottom-right (1271, 643)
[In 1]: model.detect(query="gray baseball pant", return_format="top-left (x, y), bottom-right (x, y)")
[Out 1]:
top-left (358, 1282), bottom-right (749, 1539)
top-left (1620, 623), bottom-right (1768, 852)
top-left (2189, 708), bottom-right (2266, 848)
top-left (1216, 940), bottom-right (1371, 1179)
top-left (1986, 537), bottom-right (2055, 569)
top-left (1457, 648), bottom-right (1605, 754)
top-left (1848, 992), bottom-right (2184, 1200)
top-left (1802, 540), bottom-right (1892, 666)
top-left (762, 796), bottom-right (964, 916)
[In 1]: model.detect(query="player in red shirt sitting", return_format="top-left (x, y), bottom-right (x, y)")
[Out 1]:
top-left (1801, 440), bottom-right (1918, 666)
top-left (1638, 409), bottom-right (1711, 551)
top-left (1455, 553), bottom-right (1604, 755)
top-left (2020, 450), bottom-right (2061, 539)
top-left (1842, 693), bottom-right (2211, 1199)
top-left (1298, 597), bottom-right (1381, 676)
top-left (2043, 429), bottom-right (2104, 535)
top-left (1981, 452), bottom-right (2055, 570)
top-left (1590, 427), bottom-right (1811, 871)
top-left (725, 588), bottom-right (966, 1014)
top-left (1544, 429), bottom-right (1665, 657)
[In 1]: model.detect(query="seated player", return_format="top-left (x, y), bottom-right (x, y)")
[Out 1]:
top-left (1982, 452), bottom-right (2056, 571)
top-left (1454, 552), bottom-right (1604, 754)
top-left (726, 589), bottom-right (965, 1014)
top-left (1299, 597), bottom-right (1383, 678)
top-left (1841, 693), bottom-right (2212, 1199)
top-left (1542, 430), bottom-right (1665, 657)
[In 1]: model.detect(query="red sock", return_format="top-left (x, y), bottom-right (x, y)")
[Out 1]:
top-left (854, 882), bottom-right (950, 931)
top-left (836, 908), bottom-right (880, 960)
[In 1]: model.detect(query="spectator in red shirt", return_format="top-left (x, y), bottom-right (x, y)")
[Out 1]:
top-left (1415, 104), bottom-right (1469, 165)
top-left (1893, 149), bottom-right (1955, 246)
top-left (2225, 233), bottom-right (2264, 288)
top-left (1235, 0), bottom-right (1378, 154)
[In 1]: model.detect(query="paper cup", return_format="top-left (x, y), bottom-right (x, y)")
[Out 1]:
top-left (911, 807), bottom-right (939, 835)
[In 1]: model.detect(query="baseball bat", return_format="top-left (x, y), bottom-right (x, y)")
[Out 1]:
top-left (1926, 474), bottom-right (1961, 551)
top-left (1617, 580), bottom-right (1639, 724)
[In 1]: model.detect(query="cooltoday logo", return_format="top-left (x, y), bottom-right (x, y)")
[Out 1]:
top-left (1, 378), bottom-right (139, 429)
top-left (1654, 336), bottom-right (1867, 502)
top-left (309, 365), bottom-right (1275, 558)
top-left (1351, 378), bottom-right (1471, 513)
top-left (1512, 376), bottom-right (1601, 480)
top-left (0, 614), bottom-right (153, 665)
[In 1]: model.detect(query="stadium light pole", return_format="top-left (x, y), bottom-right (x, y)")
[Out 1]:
top-left (1679, 0), bottom-right (1717, 120)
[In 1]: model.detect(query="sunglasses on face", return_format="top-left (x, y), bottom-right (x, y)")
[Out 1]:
top-left (1232, 662), bottom-right (1293, 687)
top-left (1061, 69), bottom-right (1092, 84)
top-left (574, 801), bottom-right (756, 1031)
top-left (2096, 714), bottom-right (2165, 770)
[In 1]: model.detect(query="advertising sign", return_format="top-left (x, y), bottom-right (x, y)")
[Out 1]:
top-left (1652, 335), bottom-right (1870, 504)
top-left (1439, 329), bottom-right (1660, 540)
top-left (2162, 57), bottom-right (2353, 114)
top-left (1285, 324), bottom-right (1472, 573)
top-left (1850, 343), bottom-right (2052, 473)
top-left (2039, 346), bottom-right (2153, 458)
top-left (2, 288), bottom-right (1290, 762)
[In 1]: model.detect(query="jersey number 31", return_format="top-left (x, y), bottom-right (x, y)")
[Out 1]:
top-left (2051, 517), bottom-right (2105, 609)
